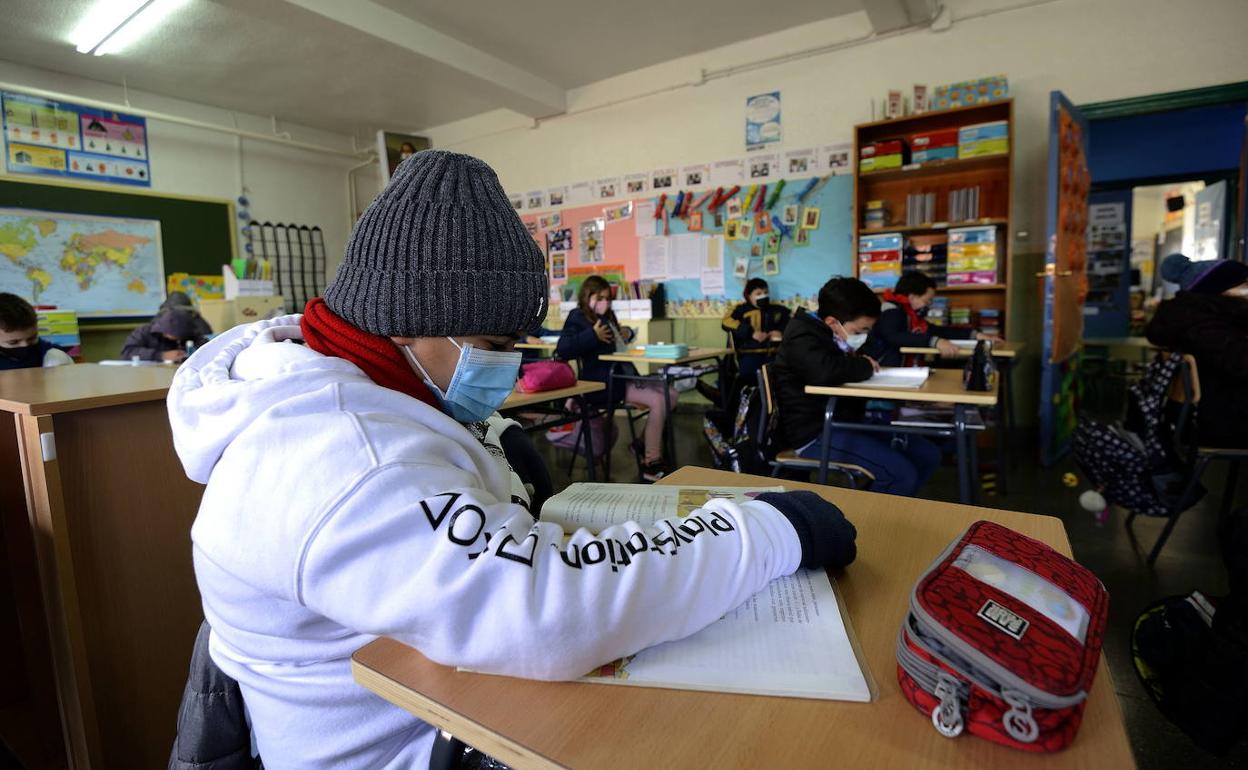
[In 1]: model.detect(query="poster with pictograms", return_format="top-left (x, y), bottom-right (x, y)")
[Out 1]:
top-left (2, 91), bottom-right (151, 187)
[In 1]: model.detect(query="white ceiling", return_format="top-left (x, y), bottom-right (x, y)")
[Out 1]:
top-left (0, 0), bottom-right (865, 136)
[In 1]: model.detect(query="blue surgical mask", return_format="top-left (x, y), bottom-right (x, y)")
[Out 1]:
top-left (401, 338), bottom-right (522, 423)
top-left (847, 333), bottom-right (869, 350)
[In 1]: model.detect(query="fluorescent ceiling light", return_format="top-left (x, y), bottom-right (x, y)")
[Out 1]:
top-left (70, 0), bottom-right (190, 56)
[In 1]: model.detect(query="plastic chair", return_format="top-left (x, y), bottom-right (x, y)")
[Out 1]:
top-left (1127, 354), bottom-right (1248, 565)
top-left (756, 364), bottom-right (875, 489)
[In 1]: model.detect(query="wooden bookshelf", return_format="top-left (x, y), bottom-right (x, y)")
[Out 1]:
top-left (853, 99), bottom-right (1013, 335)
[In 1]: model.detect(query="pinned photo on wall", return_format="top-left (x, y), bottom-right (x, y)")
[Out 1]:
top-left (724, 219), bottom-right (741, 240)
top-left (652, 168), bottom-right (676, 190)
top-left (688, 211), bottom-right (704, 232)
top-left (547, 186), bottom-right (568, 206)
top-left (538, 211), bottom-right (562, 230)
top-left (745, 91), bottom-right (782, 151)
top-left (526, 191), bottom-right (545, 209)
top-left (550, 252), bottom-right (567, 281)
top-left (750, 242), bottom-right (762, 257)
top-left (763, 253), bottom-right (780, 276)
top-left (801, 206), bottom-right (821, 229)
top-left (784, 148), bottom-right (816, 179)
top-left (579, 218), bottom-right (605, 263)
top-left (733, 255), bottom-right (749, 279)
top-left (738, 218), bottom-right (754, 240)
top-left (682, 163), bottom-right (709, 188)
top-left (781, 204), bottom-right (799, 226)
top-left (755, 213), bottom-right (772, 234)
top-left (604, 201), bottom-right (633, 223)
top-left (820, 142), bottom-right (853, 175)
top-left (597, 177), bottom-right (621, 199)
top-left (714, 212), bottom-right (724, 229)
top-left (510, 195), bottom-right (523, 210)
top-left (765, 231), bottom-right (781, 254)
top-left (795, 228), bottom-right (811, 247)
top-left (725, 196), bottom-right (742, 219)
top-left (748, 157), bottom-right (773, 180)
top-left (548, 227), bottom-right (572, 252)
top-left (624, 173), bottom-right (649, 194)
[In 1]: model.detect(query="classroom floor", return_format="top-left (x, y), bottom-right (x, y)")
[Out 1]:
top-left (528, 406), bottom-right (1248, 770)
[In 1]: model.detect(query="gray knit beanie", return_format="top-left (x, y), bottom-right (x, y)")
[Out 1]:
top-left (324, 150), bottom-right (547, 337)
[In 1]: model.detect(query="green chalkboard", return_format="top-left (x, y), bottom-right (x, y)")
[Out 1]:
top-left (0, 175), bottom-right (235, 279)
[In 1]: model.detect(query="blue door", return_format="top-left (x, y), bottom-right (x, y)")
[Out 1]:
top-left (1039, 92), bottom-right (1091, 465)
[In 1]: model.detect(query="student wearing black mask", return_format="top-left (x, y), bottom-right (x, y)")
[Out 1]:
top-left (0, 292), bottom-right (73, 370)
top-left (721, 278), bottom-right (791, 391)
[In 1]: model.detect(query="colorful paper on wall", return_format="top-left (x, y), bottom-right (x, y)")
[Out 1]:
top-left (745, 91), bottom-right (782, 151)
top-left (538, 212), bottom-right (562, 230)
top-left (548, 228), bottom-right (572, 252)
top-left (701, 235), bottom-right (726, 295)
top-left (2, 92), bottom-right (151, 186)
top-left (604, 201), bottom-right (633, 222)
top-left (579, 218), bottom-right (605, 263)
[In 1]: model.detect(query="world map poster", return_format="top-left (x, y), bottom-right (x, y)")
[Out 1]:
top-left (0, 208), bottom-right (165, 317)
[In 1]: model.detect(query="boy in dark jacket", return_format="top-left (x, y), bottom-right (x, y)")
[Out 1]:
top-left (121, 307), bottom-right (209, 362)
top-left (0, 292), bottom-right (74, 370)
top-left (1146, 254), bottom-right (1248, 448)
top-left (721, 277), bottom-right (791, 390)
top-left (772, 277), bottom-right (941, 496)
top-left (863, 271), bottom-right (995, 366)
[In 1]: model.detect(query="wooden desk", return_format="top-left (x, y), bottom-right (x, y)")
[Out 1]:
top-left (597, 347), bottom-right (729, 474)
top-left (598, 346), bottom-right (730, 366)
top-left (352, 467), bottom-right (1134, 770)
top-left (0, 364), bottom-right (205, 769)
top-left (516, 342), bottom-right (557, 354)
top-left (502, 380), bottom-right (604, 411)
top-left (806, 370), bottom-right (998, 503)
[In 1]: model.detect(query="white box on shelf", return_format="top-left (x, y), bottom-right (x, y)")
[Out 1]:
top-left (222, 265), bottom-right (275, 300)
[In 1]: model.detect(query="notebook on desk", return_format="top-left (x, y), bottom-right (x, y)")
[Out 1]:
top-left (856, 366), bottom-right (929, 389)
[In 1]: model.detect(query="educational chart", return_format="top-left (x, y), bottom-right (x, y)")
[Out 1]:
top-left (0, 208), bottom-right (165, 317)
top-left (2, 92), bottom-right (151, 186)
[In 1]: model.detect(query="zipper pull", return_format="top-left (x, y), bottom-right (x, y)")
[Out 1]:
top-left (931, 673), bottom-right (964, 738)
top-left (1002, 689), bottom-right (1039, 743)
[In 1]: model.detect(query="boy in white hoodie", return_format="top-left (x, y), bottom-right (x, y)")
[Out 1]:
top-left (167, 150), bottom-right (858, 769)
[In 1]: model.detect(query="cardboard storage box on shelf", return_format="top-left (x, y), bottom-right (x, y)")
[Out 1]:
top-left (199, 296), bottom-right (287, 333)
top-left (222, 264), bottom-right (275, 299)
top-left (860, 139), bottom-right (908, 172)
top-left (958, 121), bottom-right (1009, 158)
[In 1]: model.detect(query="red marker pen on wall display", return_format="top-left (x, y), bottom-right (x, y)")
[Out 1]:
top-left (742, 184), bottom-right (758, 211)
top-left (690, 190), bottom-right (714, 212)
top-left (708, 186), bottom-right (725, 210)
top-left (654, 193), bottom-right (667, 218)
top-left (716, 185), bottom-right (741, 212)
top-left (754, 184), bottom-right (767, 213)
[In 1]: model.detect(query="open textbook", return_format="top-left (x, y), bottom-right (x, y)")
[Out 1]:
top-left (505, 483), bottom-right (874, 702)
top-left (857, 366), bottom-right (929, 389)
top-left (539, 482), bottom-right (783, 531)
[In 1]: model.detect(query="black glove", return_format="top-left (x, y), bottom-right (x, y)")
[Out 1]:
top-left (755, 491), bottom-right (857, 570)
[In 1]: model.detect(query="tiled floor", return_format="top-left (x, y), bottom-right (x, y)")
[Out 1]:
top-left (527, 405), bottom-right (1248, 769)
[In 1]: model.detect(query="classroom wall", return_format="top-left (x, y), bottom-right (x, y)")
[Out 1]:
top-left (0, 59), bottom-right (364, 285)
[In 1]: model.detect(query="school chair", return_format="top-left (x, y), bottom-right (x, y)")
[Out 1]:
top-left (1127, 354), bottom-right (1248, 565)
top-left (756, 364), bottom-right (876, 489)
top-left (586, 357), bottom-right (650, 482)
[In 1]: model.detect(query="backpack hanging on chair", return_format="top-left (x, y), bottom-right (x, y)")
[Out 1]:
top-left (1073, 352), bottom-right (1201, 518)
top-left (702, 383), bottom-right (771, 475)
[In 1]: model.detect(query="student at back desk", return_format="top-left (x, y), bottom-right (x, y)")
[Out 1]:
top-left (862, 271), bottom-right (998, 367)
top-left (773, 277), bottom-right (941, 497)
top-left (721, 277), bottom-right (791, 394)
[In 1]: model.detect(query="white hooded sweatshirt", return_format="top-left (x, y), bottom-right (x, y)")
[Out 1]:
top-left (167, 314), bottom-right (803, 769)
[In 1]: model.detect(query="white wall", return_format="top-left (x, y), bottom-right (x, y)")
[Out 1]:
top-left (420, 0), bottom-right (1248, 257)
top-left (0, 59), bottom-right (365, 283)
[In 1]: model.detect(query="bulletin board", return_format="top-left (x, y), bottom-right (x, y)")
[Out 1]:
top-left (520, 175), bottom-right (854, 313)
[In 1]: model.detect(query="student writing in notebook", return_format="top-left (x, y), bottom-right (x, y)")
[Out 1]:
top-left (166, 152), bottom-right (858, 770)
top-left (556, 274), bottom-right (675, 480)
top-left (863, 271), bottom-right (999, 366)
top-left (772, 276), bottom-right (941, 497)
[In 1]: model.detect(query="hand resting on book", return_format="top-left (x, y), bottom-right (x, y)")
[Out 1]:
top-left (755, 491), bottom-right (857, 570)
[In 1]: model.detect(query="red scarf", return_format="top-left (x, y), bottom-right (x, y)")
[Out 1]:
top-left (882, 289), bottom-right (928, 334)
top-left (300, 298), bottom-right (440, 408)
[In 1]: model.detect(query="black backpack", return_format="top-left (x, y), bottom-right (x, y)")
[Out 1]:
top-left (1073, 352), bottom-right (1199, 517)
top-left (702, 384), bottom-right (771, 475)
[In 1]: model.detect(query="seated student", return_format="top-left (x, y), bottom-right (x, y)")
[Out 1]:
top-left (161, 290), bottom-right (215, 339)
top-left (722, 277), bottom-right (791, 390)
top-left (165, 150), bottom-right (855, 769)
top-left (0, 292), bottom-right (74, 370)
top-left (773, 276), bottom-right (941, 497)
top-left (556, 275), bottom-right (677, 481)
top-left (863, 271), bottom-right (999, 366)
top-left (121, 307), bottom-right (209, 363)
top-left (1146, 253), bottom-right (1248, 448)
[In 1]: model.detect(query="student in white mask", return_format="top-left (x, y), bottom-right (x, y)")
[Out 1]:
top-left (771, 277), bottom-right (942, 497)
top-left (166, 151), bottom-right (859, 770)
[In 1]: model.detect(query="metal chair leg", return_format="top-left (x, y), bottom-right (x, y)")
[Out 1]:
top-left (428, 730), bottom-right (465, 770)
top-left (1219, 459), bottom-right (1240, 519)
top-left (1148, 456), bottom-right (1212, 566)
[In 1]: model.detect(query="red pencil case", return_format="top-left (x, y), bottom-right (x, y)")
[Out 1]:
top-left (896, 521), bottom-right (1109, 752)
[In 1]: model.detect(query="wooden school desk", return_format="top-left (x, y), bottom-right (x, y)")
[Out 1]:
top-left (897, 342), bottom-right (1022, 495)
top-left (515, 342), bottom-right (557, 356)
top-left (0, 364), bottom-right (205, 769)
top-left (501, 381), bottom-right (606, 480)
top-left (805, 369), bottom-right (997, 504)
top-left (351, 466), bottom-right (1135, 770)
top-left (597, 346), bottom-right (730, 471)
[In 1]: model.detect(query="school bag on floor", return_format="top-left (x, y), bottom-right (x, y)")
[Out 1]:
top-left (702, 384), bottom-right (770, 475)
top-left (1072, 352), bottom-right (1200, 517)
top-left (897, 521), bottom-right (1109, 752)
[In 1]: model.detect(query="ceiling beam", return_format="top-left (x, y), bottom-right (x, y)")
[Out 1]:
top-left (861, 0), bottom-right (940, 33)
top-left (278, 0), bottom-right (566, 119)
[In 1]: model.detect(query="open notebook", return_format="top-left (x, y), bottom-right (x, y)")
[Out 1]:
top-left (463, 483), bottom-right (874, 703)
top-left (856, 366), bottom-right (930, 389)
